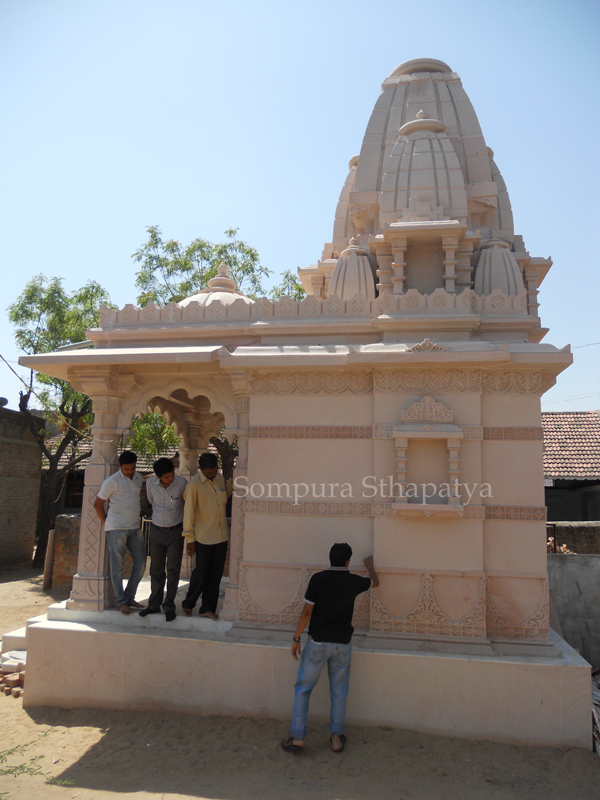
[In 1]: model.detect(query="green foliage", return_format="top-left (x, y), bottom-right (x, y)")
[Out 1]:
top-left (8, 275), bottom-right (114, 415)
top-left (8, 275), bottom-right (116, 564)
top-left (126, 412), bottom-right (180, 456)
top-left (269, 268), bottom-right (306, 302)
top-left (209, 434), bottom-right (238, 482)
top-left (0, 729), bottom-right (72, 784)
top-left (133, 226), bottom-right (272, 306)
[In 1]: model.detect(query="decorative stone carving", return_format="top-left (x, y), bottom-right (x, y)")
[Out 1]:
top-left (482, 370), bottom-right (542, 394)
top-left (486, 577), bottom-right (549, 640)
top-left (91, 397), bottom-right (121, 414)
top-left (370, 573), bottom-right (486, 638)
top-left (406, 338), bottom-right (447, 352)
top-left (247, 425), bottom-right (372, 439)
top-left (401, 395), bottom-right (454, 423)
top-left (238, 564), bottom-right (370, 630)
top-left (238, 499), bottom-right (543, 520)
top-left (461, 426), bottom-right (483, 440)
top-left (238, 566), bottom-right (312, 627)
top-left (235, 396), bottom-right (250, 413)
top-left (484, 506), bottom-right (546, 521)
top-left (248, 371), bottom-right (373, 396)
top-left (483, 427), bottom-right (544, 440)
top-left (373, 424), bottom-right (395, 439)
top-left (374, 369), bottom-right (482, 394)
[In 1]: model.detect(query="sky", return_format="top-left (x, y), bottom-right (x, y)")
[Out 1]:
top-left (1, 0), bottom-right (599, 412)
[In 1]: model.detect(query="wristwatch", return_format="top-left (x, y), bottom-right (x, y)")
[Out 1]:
top-left (293, 636), bottom-right (301, 643)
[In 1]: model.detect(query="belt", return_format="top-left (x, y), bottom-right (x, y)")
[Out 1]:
top-left (151, 522), bottom-right (183, 532)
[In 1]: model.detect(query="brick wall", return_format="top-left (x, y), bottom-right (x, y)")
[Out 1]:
top-left (0, 408), bottom-right (41, 566)
top-left (547, 522), bottom-right (600, 554)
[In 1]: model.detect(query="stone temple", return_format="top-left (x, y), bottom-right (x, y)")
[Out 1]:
top-left (20, 58), bottom-right (590, 748)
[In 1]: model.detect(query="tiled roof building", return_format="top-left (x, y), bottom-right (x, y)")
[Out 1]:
top-left (542, 411), bottom-right (600, 480)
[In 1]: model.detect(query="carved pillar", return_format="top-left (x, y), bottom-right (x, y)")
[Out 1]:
top-left (221, 393), bottom-right (249, 621)
top-left (391, 239), bottom-right (407, 295)
top-left (394, 436), bottom-right (408, 504)
top-left (177, 444), bottom-right (197, 480)
top-left (524, 265), bottom-right (540, 318)
top-left (67, 395), bottom-right (122, 611)
top-left (456, 240), bottom-right (475, 291)
top-left (375, 249), bottom-right (394, 294)
top-left (310, 275), bottom-right (325, 299)
top-left (447, 438), bottom-right (461, 505)
top-left (443, 236), bottom-right (459, 294)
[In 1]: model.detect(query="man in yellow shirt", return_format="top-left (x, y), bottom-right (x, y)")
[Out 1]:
top-left (181, 452), bottom-right (232, 620)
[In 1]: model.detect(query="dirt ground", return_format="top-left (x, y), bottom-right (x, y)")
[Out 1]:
top-left (1, 563), bottom-right (600, 800)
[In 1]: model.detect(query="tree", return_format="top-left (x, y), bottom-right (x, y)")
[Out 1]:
top-left (269, 269), bottom-right (306, 302)
top-left (133, 226), bottom-right (272, 306)
top-left (8, 276), bottom-right (114, 567)
top-left (126, 412), bottom-right (180, 456)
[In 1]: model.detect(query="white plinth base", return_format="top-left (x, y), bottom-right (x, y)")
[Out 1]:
top-left (23, 618), bottom-right (591, 750)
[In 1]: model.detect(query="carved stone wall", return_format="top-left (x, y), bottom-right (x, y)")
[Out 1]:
top-left (238, 562), bottom-right (370, 630)
top-left (370, 571), bottom-right (487, 639)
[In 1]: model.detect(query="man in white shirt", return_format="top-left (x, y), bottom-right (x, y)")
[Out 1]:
top-left (141, 457), bottom-right (187, 622)
top-left (94, 450), bottom-right (146, 615)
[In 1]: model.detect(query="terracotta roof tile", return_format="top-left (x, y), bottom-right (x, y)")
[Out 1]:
top-left (542, 411), bottom-right (600, 480)
top-left (42, 439), bottom-right (182, 474)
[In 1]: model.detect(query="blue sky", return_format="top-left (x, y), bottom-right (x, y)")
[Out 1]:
top-left (1, 0), bottom-right (599, 411)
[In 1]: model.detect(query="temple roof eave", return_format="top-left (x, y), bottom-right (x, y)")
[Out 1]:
top-left (18, 341), bottom-right (572, 387)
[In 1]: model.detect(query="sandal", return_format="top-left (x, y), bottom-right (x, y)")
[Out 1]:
top-left (330, 734), bottom-right (346, 753)
top-left (280, 737), bottom-right (304, 754)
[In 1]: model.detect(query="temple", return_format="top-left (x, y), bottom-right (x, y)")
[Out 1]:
top-left (19, 59), bottom-right (591, 748)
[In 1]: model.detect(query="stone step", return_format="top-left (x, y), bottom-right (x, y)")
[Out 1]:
top-left (1, 628), bottom-right (27, 654)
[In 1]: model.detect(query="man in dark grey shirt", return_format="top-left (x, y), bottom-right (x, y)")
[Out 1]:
top-left (281, 542), bottom-right (379, 754)
top-left (141, 457), bottom-right (187, 622)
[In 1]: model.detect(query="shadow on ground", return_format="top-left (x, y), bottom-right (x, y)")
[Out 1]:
top-left (25, 706), bottom-right (600, 800)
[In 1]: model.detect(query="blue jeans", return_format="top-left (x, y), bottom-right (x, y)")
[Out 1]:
top-left (105, 528), bottom-right (146, 607)
top-left (290, 637), bottom-right (352, 740)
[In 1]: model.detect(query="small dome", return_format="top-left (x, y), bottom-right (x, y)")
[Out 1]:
top-left (329, 239), bottom-right (376, 301)
top-left (178, 262), bottom-right (255, 307)
top-left (473, 239), bottom-right (525, 296)
top-left (379, 113), bottom-right (468, 225)
top-left (389, 58), bottom-right (452, 78)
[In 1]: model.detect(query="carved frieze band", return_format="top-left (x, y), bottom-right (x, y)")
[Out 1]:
top-left (246, 425), bottom-right (541, 440)
top-left (240, 500), bottom-right (545, 520)
top-left (486, 577), bottom-right (549, 640)
top-left (248, 371), bottom-right (372, 395)
top-left (238, 564), bottom-right (369, 629)
top-left (241, 370), bottom-right (543, 396)
top-left (247, 425), bottom-right (373, 439)
top-left (370, 574), bottom-right (487, 638)
top-left (484, 506), bottom-right (546, 521)
top-left (483, 427), bottom-right (543, 440)
top-left (373, 369), bottom-right (542, 395)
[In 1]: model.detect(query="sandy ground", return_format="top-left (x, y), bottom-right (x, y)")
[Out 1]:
top-left (1, 564), bottom-right (600, 800)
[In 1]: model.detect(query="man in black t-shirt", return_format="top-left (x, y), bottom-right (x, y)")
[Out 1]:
top-left (281, 543), bottom-right (379, 754)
